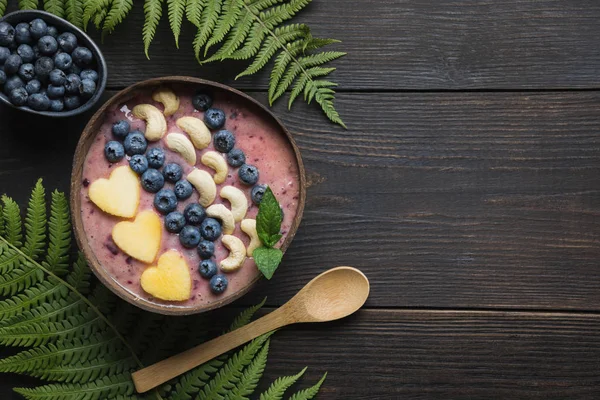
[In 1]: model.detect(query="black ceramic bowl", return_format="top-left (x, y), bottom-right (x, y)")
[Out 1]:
top-left (0, 10), bottom-right (107, 117)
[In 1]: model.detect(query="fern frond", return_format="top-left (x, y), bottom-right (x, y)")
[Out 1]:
top-left (93, 6), bottom-right (109, 29)
top-left (228, 297), bottom-right (266, 332)
top-left (2, 195), bottom-right (22, 246)
top-left (267, 38), bottom-right (305, 101)
top-left (43, 0), bottom-right (64, 17)
top-left (14, 372), bottom-right (135, 399)
top-left (258, 367), bottom-right (306, 400)
top-left (43, 190), bottom-right (71, 275)
top-left (185, 0), bottom-right (205, 27)
top-left (224, 339), bottom-right (270, 399)
top-left (19, 0), bottom-right (39, 10)
top-left (0, 266), bottom-right (44, 297)
top-left (203, 11), bottom-right (253, 63)
top-left (143, 0), bottom-right (164, 58)
top-left (167, 0), bottom-right (186, 47)
top-left (83, 0), bottom-right (111, 30)
top-left (0, 0), bottom-right (7, 16)
top-left (0, 243), bottom-right (21, 274)
top-left (0, 280), bottom-right (68, 321)
top-left (192, 0), bottom-right (221, 60)
top-left (288, 67), bottom-right (335, 108)
top-left (64, 0), bottom-right (84, 28)
top-left (102, 0), bottom-right (133, 35)
top-left (24, 179), bottom-right (47, 261)
top-left (204, 0), bottom-right (243, 53)
top-left (288, 372), bottom-right (327, 400)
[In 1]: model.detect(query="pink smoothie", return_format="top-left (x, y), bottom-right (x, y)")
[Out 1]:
top-left (80, 85), bottom-right (300, 310)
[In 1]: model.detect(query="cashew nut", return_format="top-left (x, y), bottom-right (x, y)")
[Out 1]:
top-left (241, 219), bottom-right (260, 257)
top-left (201, 151), bottom-right (228, 184)
top-left (221, 186), bottom-right (248, 222)
top-left (220, 235), bottom-right (246, 272)
top-left (132, 104), bottom-right (167, 141)
top-left (152, 87), bottom-right (180, 116)
top-left (166, 133), bottom-right (197, 165)
top-left (187, 169), bottom-right (216, 207)
top-left (176, 116), bottom-right (211, 150)
top-left (206, 204), bottom-right (235, 234)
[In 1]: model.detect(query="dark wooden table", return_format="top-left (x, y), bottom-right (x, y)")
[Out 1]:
top-left (2, 1), bottom-right (600, 398)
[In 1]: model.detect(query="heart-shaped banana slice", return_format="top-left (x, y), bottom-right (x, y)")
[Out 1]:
top-left (112, 210), bottom-right (162, 263)
top-left (140, 250), bottom-right (192, 301)
top-left (88, 166), bottom-right (140, 218)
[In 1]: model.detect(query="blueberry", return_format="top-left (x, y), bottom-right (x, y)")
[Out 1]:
top-left (80, 69), bottom-right (98, 82)
top-left (184, 203), bottom-right (206, 225)
top-left (34, 57), bottom-right (54, 80)
top-left (64, 73), bottom-right (81, 94)
top-left (213, 130), bottom-right (235, 153)
top-left (53, 52), bottom-right (72, 71)
top-left (4, 76), bottom-right (24, 95)
top-left (72, 47), bottom-right (93, 66)
top-left (0, 46), bottom-right (10, 64)
top-left (146, 147), bottom-right (165, 168)
top-left (4, 54), bottom-right (22, 75)
top-left (25, 79), bottom-right (41, 94)
top-left (9, 87), bottom-right (28, 106)
top-left (111, 120), bottom-right (130, 140)
top-left (123, 131), bottom-right (148, 155)
top-left (179, 225), bottom-right (201, 248)
top-left (64, 95), bottom-right (81, 110)
top-left (226, 148), bottom-right (245, 168)
top-left (251, 184), bottom-right (267, 205)
top-left (163, 163), bottom-right (183, 183)
top-left (47, 85), bottom-right (65, 99)
top-left (14, 23), bottom-right (32, 45)
top-left (57, 32), bottom-right (77, 53)
top-left (154, 189), bottom-right (178, 215)
top-left (0, 22), bottom-right (15, 47)
top-left (199, 259), bottom-right (217, 279)
top-left (209, 274), bottom-right (228, 294)
top-left (238, 164), bottom-right (259, 185)
top-left (27, 93), bottom-right (50, 111)
top-left (174, 180), bottom-right (193, 200)
top-left (0, 70), bottom-right (6, 86)
top-left (47, 26), bottom-right (58, 38)
top-left (165, 211), bottom-right (186, 233)
top-left (29, 19), bottom-right (48, 41)
top-left (17, 44), bottom-right (35, 63)
top-left (38, 36), bottom-right (58, 56)
top-left (104, 141), bottom-right (125, 163)
top-left (197, 240), bottom-right (215, 259)
top-left (192, 92), bottom-right (212, 111)
top-left (128, 154), bottom-right (148, 174)
top-left (141, 169), bottom-right (165, 193)
top-left (203, 108), bottom-right (226, 129)
top-left (18, 63), bottom-right (35, 81)
top-left (79, 78), bottom-right (96, 98)
top-left (49, 69), bottom-right (66, 85)
top-left (49, 99), bottom-right (64, 112)
top-left (200, 218), bottom-right (222, 241)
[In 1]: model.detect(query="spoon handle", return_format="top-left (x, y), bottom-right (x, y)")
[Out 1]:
top-left (132, 307), bottom-right (291, 393)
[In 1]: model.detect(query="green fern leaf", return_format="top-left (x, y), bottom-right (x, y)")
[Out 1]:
top-left (2, 195), bottom-right (23, 247)
top-left (267, 39), bottom-right (305, 102)
top-left (203, 0), bottom-right (242, 54)
top-left (19, 0), bottom-right (39, 10)
top-left (192, 0), bottom-right (221, 60)
top-left (224, 339), bottom-right (270, 399)
top-left (167, 0), bottom-right (186, 47)
top-left (314, 85), bottom-right (345, 128)
top-left (204, 11), bottom-right (253, 63)
top-left (43, 0), bottom-right (65, 17)
top-left (0, 265), bottom-right (44, 297)
top-left (43, 190), bottom-right (71, 275)
top-left (0, 280), bottom-right (68, 321)
top-left (288, 372), bottom-right (327, 400)
top-left (143, 0), bottom-right (165, 58)
top-left (0, 0), bottom-right (7, 17)
top-left (0, 243), bottom-right (21, 274)
top-left (14, 372), bottom-right (136, 399)
top-left (185, 0), bottom-right (205, 27)
top-left (259, 367), bottom-right (306, 400)
top-left (288, 67), bottom-right (335, 108)
top-left (102, 0), bottom-right (133, 35)
top-left (228, 297), bottom-right (266, 332)
top-left (64, 0), bottom-right (84, 28)
top-left (24, 179), bottom-right (47, 260)
top-left (93, 6), bottom-right (108, 29)
top-left (83, 0), bottom-right (111, 30)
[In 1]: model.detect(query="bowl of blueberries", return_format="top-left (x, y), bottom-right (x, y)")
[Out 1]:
top-left (0, 10), bottom-right (106, 116)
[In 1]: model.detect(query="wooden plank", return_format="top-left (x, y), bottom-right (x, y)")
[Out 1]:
top-left (51, 1), bottom-right (600, 90)
top-left (2, 91), bottom-right (600, 310)
top-left (1, 309), bottom-right (598, 399)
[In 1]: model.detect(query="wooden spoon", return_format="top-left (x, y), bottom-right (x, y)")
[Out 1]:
top-left (132, 266), bottom-right (370, 393)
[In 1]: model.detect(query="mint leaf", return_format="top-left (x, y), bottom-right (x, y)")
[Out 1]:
top-left (253, 247), bottom-right (283, 280)
top-left (256, 186), bottom-right (283, 248)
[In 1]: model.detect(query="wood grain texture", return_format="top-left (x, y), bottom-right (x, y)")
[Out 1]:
top-left (70, 1), bottom-right (600, 90)
top-left (2, 90), bottom-right (600, 310)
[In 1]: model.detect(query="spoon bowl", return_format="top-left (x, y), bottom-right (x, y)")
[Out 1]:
top-left (132, 266), bottom-right (370, 393)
